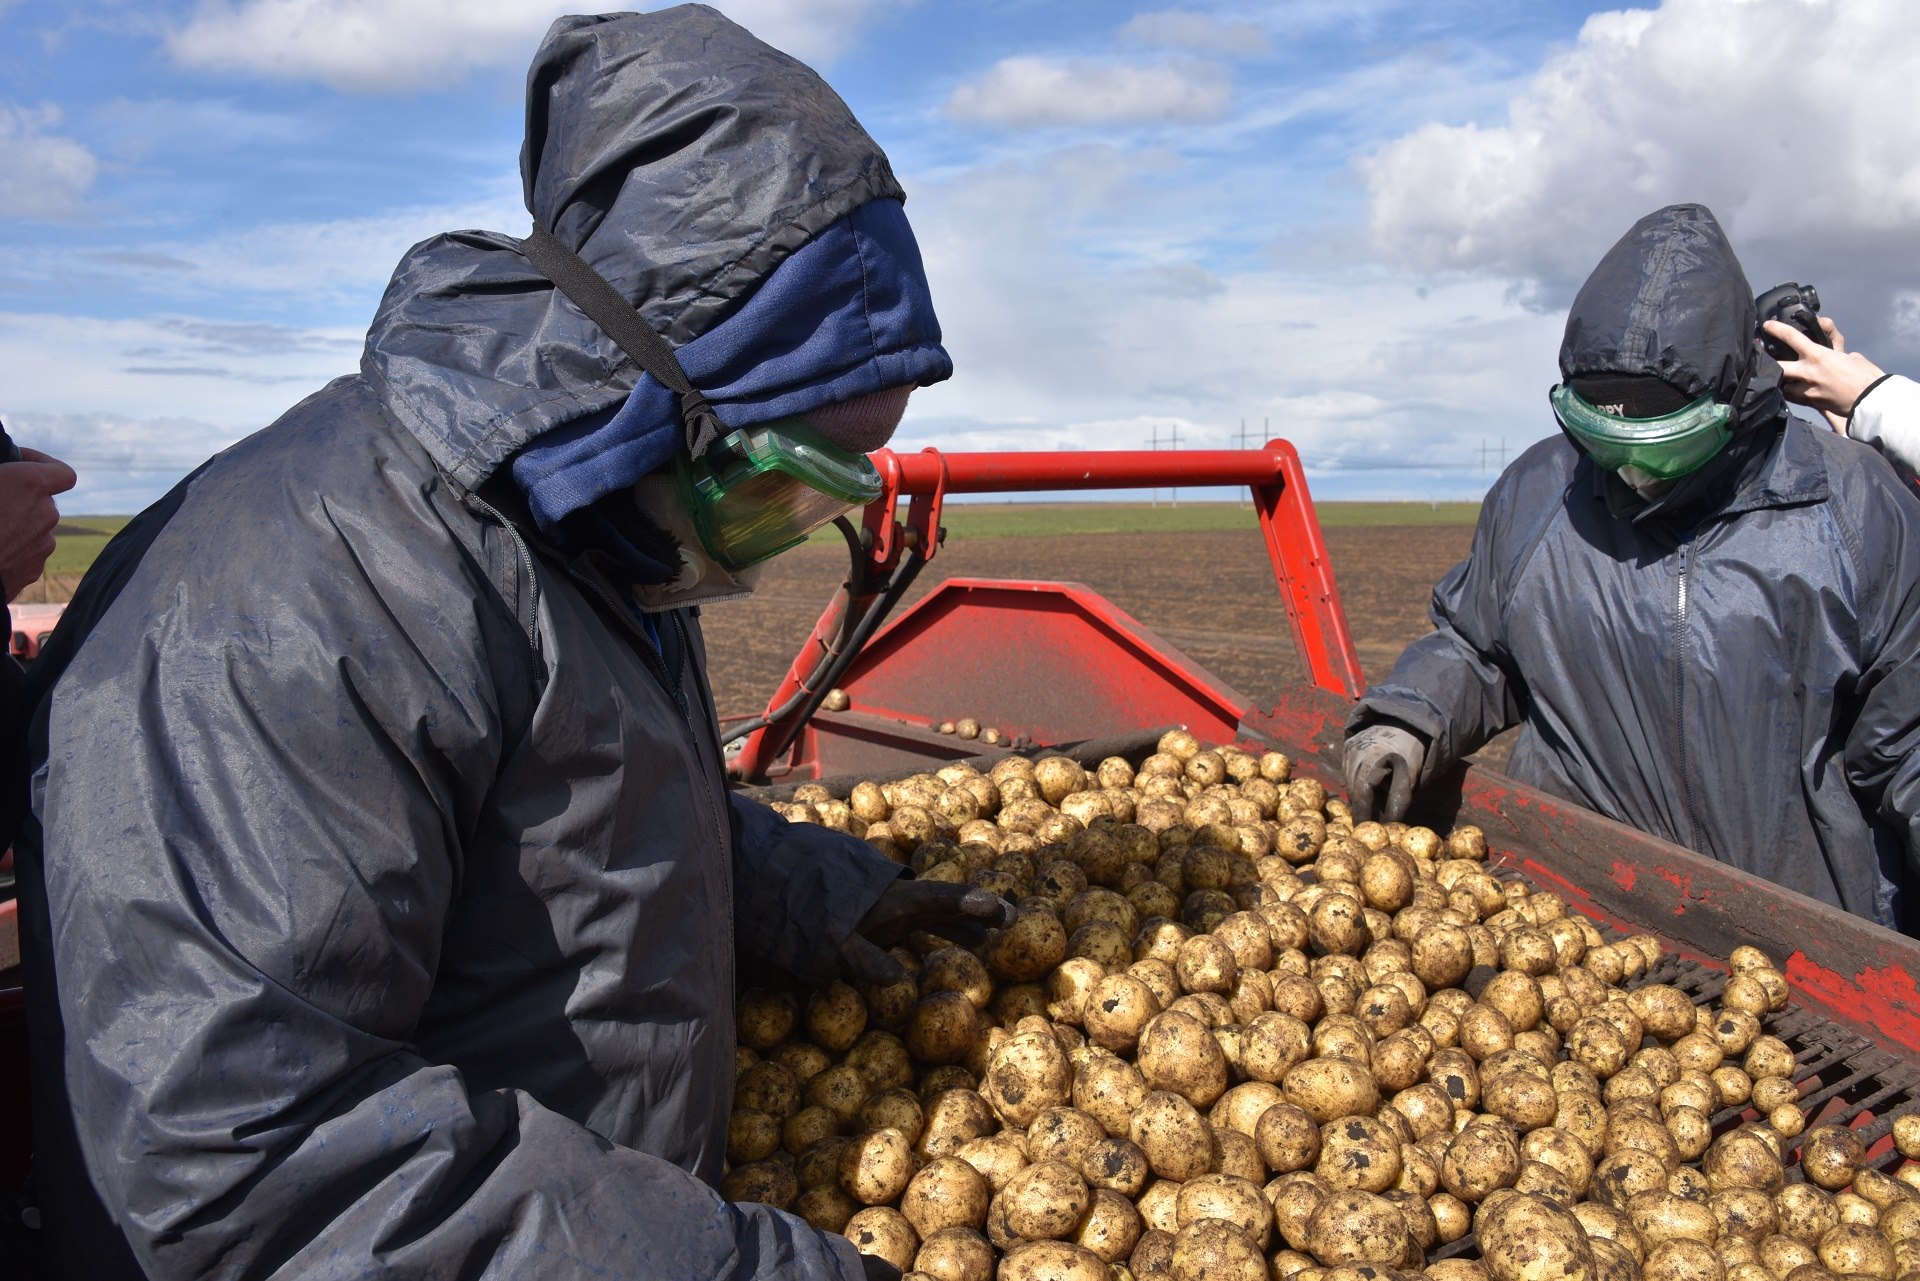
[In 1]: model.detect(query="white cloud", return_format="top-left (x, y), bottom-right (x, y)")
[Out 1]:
top-left (0, 102), bottom-right (97, 219)
top-left (165, 0), bottom-right (893, 92)
top-left (1362, 0), bottom-right (1920, 319)
top-left (1120, 9), bottom-right (1272, 57)
top-left (894, 148), bottom-right (1564, 502)
top-left (945, 55), bottom-right (1231, 128)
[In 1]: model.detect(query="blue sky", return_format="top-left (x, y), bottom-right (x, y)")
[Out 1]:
top-left (3, 0), bottom-right (1917, 512)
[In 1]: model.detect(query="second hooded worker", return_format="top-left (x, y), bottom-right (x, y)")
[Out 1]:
top-left (20, 8), bottom-right (1003, 1280)
top-left (1343, 202), bottom-right (1920, 934)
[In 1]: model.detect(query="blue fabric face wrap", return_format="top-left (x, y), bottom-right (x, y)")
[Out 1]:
top-left (510, 198), bottom-right (951, 545)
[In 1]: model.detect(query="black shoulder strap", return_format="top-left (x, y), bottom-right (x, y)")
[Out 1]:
top-left (518, 224), bottom-right (723, 458)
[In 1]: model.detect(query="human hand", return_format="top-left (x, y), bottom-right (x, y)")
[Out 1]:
top-left (0, 447), bottom-right (78, 602)
top-left (837, 880), bottom-right (1014, 986)
top-left (1767, 317), bottom-right (1887, 432)
top-left (1342, 723), bottom-right (1427, 824)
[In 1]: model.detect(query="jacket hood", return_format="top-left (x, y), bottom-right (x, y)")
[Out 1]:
top-left (360, 5), bottom-right (935, 493)
top-left (1560, 203), bottom-right (1783, 428)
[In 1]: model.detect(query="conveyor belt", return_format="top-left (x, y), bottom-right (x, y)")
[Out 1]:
top-left (1425, 914), bottom-right (1920, 1263)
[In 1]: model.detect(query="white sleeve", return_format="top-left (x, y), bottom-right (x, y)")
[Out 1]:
top-left (1849, 375), bottom-right (1920, 473)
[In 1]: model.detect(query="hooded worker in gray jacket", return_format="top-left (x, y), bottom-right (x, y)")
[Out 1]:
top-left (1344, 203), bottom-right (1920, 932)
top-left (15, 9), bottom-right (1005, 1279)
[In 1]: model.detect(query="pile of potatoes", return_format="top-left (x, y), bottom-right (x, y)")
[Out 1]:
top-left (738, 730), bottom-right (1914, 1281)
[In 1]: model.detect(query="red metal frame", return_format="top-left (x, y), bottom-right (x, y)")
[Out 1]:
top-left (729, 442), bottom-right (1363, 781)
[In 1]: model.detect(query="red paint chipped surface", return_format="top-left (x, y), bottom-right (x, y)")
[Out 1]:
top-left (1786, 952), bottom-right (1920, 1057)
top-left (1611, 862), bottom-right (1637, 892)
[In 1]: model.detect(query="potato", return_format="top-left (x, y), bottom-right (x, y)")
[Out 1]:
top-left (1304, 1188), bottom-right (1413, 1267)
top-left (1801, 1125), bottom-right (1867, 1191)
top-left (797, 1183), bottom-right (860, 1233)
top-left (1080, 1136), bottom-right (1151, 1197)
top-left (984, 1029), bottom-right (1073, 1129)
top-left (998, 1239), bottom-right (1111, 1281)
top-left (1257, 1100), bottom-right (1324, 1173)
top-left (1001, 1160), bottom-right (1092, 1241)
top-left (1479, 1191), bottom-right (1596, 1281)
top-left (722, 1158), bottom-right (798, 1209)
top-left (915, 1226), bottom-right (995, 1281)
top-left (1284, 1056), bottom-right (1380, 1123)
top-left (1819, 1223), bottom-right (1898, 1279)
top-left (1136, 1010), bottom-right (1231, 1108)
top-left (1442, 1121), bottom-right (1522, 1202)
top-left (1170, 1218), bottom-right (1268, 1281)
top-left (1777, 1185), bottom-right (1841, 1245)
top-left (1072, 1187), bottom-right (1144, 1263)
top-left (1072, 1051), bottom-right (1148, 1138)
top-left (841, 1128), bottom-right (916, 1206)
top-left (956, 1135), bottom-right (1031, 1197)
top-left (1081, 973), bottom-right (1162, 1053)
top-left (1642, 1238), bottom-right (1724, 1281)
top-left (1631, 1190), bottom-right (1720, 1247)
top-left (1318, 1115), bottom-right (1405, 1194)
top-left (846, 1205), bottom-right (920, 1272)
top-left (1704, 1128), bottom-right (1784, 1193)
top-left (919, 1088), bottom-right (1000, 1159)
top-left (902, 1156), bottom-right (992, 1237)
top-left (1131, 1091), bottom-right (1217, 1181)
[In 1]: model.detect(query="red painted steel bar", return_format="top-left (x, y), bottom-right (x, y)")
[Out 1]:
top-left (871, 446), bottom-right (1295, 492)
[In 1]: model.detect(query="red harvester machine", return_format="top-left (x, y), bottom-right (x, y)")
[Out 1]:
top-left (6, 441), bottom-right (1920, 1250)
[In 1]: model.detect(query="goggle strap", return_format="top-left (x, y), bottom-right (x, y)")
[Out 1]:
top-left (520, 223), bottom-right (722, 459)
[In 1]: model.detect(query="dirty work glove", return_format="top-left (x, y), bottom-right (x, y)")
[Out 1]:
top-left (838, 881), bottom-right (1015, 987)
top-left (1343, 723), bottom-right (1427, 824)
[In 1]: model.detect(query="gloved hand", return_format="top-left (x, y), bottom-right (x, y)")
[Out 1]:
top-left (1343, 723), bottom-right (1427, 824)
top-left (859, 1252), bottom-right (902, 1281)
top-left (837, 880), bottom-right (1014, 986)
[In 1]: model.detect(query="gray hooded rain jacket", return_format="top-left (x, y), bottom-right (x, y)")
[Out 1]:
top-left (1351, 204), bottom-right (1920, 931)
top-left (18, 9), bottom-right (925, 1278)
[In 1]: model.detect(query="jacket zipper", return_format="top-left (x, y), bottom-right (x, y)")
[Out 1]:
top-left (1673, 529), bottom-right (1702, 850)
top-left (569, 574), bottom-right (736, 988)
top-left (465, 491), bottom-right (543, 659)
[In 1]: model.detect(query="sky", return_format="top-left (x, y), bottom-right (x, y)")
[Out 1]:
top-left (3, 0), bottom-right (1918, 513)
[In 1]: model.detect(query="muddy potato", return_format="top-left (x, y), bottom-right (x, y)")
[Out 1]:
top-left (1514, 1159), bottom-right (1579, 1208)
top-left (1080, 1137), bottom-right (1152, 1197)
top-left (1442, 1122), bottom-right (1523, 1202)
top-left (919, 1088), bottom-right (1000, 1160)
top-left (1777, 1185), bottom-right (1841, 1245)
top-left (1074, 1052), bottom-right (1150, 1138)
top-left (1212, 1080), bottom-right (1286, 1138)
top-left (1304, 1188), bottom-right (1413, 1267)
top-left (1631, 1190), bottom-right (1720, 1247)
top-left (1642, 1238), bottom-right (1725, 1281)
top-left (1801, 1125), bottom-right (1867, 1191)
top-left (1704, 1128), bottom-right (1785, 1193)
top-left (797, 1183), bottom-right (860, 1233)
top-left (1084, 973), bottom-right (1164, 1053)
top-left (841, 1128), bottom-right (916, 1206)
top-left (722, 1158), bottom-right (799, 1209)
top-left (1002, 1160), bottom-right (1092, 1241)
top-left (1137, 1010), bottom-right (1231, 1108)
top-left (983, 906), bottom-right (1071, 984)
top-left (1284, 1056), bottom-right (1380, 1123)
top-left (738, 990), bottom-right (802, 1056)
top-left (985, 1028), bottom-right (1074, 1129)
top-left (1175, 934), bottom-right (1240, 995)
top-left (1712, 1188), bottom-right (1780, 1243)
top-left (955, 1134), bottom-right (1031, 1197)
top-left (1177, 1173), bottom-right (1273, 1247)
top-left (908, 991), bottom-right (984, 1066)
top-left (1317, 1115), bottom-right (1404, 1194)
top-left (1131, 1091), bottom-right (1218, 1181)
top-left (728, 1109), bottom-right (783, 1164)
top-left (901, 1157), bottom-right (992, 1238)
top-left (1481, 1071), bottom-right (1557, 1132)
top-left (913, 1226), bottom-right (995, 1281)
top-left (1819, 1223), bottom-right (1898, 1279)
top-left (1257, 1101), bottom-right (1325, 1173)
top-left (1028, 1108), bottom-right (1106, 1171)
top-left (1479, 1191), bottom-right (1596, 1281)
top-left (845, 1206), bottom-right (920, 1272)
top-left (1046, 957), bottom-right (1110, 1028)
top-left (1072, 1187), bottom-right (1144, 1264)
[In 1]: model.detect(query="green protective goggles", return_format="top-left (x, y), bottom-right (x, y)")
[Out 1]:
top-left (1549, 384), bottom-right (1735, 481)
top-left (673, 418), bottom-right (884, 572)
